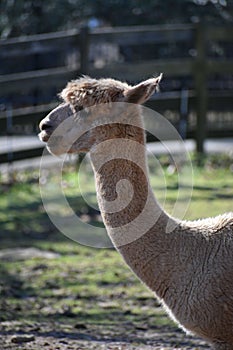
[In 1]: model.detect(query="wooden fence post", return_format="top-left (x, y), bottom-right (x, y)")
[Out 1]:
top-left (79, 25), bottom-right (90, 75)
top-left (194, 22), bottom-right (208, 154)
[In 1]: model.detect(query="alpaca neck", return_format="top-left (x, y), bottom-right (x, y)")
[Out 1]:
top-left (89, 120), bottom-right (178, 297)
top-left (90, 120), bottom-right (172, 247)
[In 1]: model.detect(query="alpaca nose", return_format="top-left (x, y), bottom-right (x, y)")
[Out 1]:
top-left (39, 120), bottom-right (53, 132)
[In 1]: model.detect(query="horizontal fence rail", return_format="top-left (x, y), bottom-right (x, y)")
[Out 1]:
top-left (0, 23), bottom-right (233, 163)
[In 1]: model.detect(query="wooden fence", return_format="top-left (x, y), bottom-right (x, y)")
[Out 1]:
top-left (0, 23), bottom-right (233, 163)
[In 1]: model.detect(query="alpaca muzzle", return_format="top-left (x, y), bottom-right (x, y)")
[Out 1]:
top-left (39, 103), bottom-right (74, 143)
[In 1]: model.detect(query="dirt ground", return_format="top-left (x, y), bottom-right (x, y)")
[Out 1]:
top-left (0, 319), bottom-right (210, 350)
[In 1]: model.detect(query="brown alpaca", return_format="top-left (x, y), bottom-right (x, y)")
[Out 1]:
top-left (39, 76), bottom-right (233, 350)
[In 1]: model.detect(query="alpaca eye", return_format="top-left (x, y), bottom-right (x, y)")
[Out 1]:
top-left (76, 106), bottom-right (83, 112)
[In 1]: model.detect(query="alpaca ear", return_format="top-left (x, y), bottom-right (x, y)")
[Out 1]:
top-left (124, 74), bottom-right (163, 104)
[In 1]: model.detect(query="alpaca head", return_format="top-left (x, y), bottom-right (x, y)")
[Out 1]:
top-left (39, 75), bottom-right (162, 155)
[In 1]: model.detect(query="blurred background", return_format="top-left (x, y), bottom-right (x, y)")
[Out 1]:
top-left (0, 1), bottom-right (233, 348)
top-left (0, 0), bottom-right (233, 169)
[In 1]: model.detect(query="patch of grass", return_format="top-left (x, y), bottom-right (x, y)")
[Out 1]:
top-left (0, 246), bottom-right (162, 327)
top-left (149, 153), bottom-right (233, 220)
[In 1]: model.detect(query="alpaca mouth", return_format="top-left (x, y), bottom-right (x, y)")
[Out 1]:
top-left (39, 130), bottom-right (51, 143)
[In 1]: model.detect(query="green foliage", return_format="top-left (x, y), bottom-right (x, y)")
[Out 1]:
top-left (92, 0), bottom-right (231, 26)
top-left (1, 0), bottom-right (233, 38)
